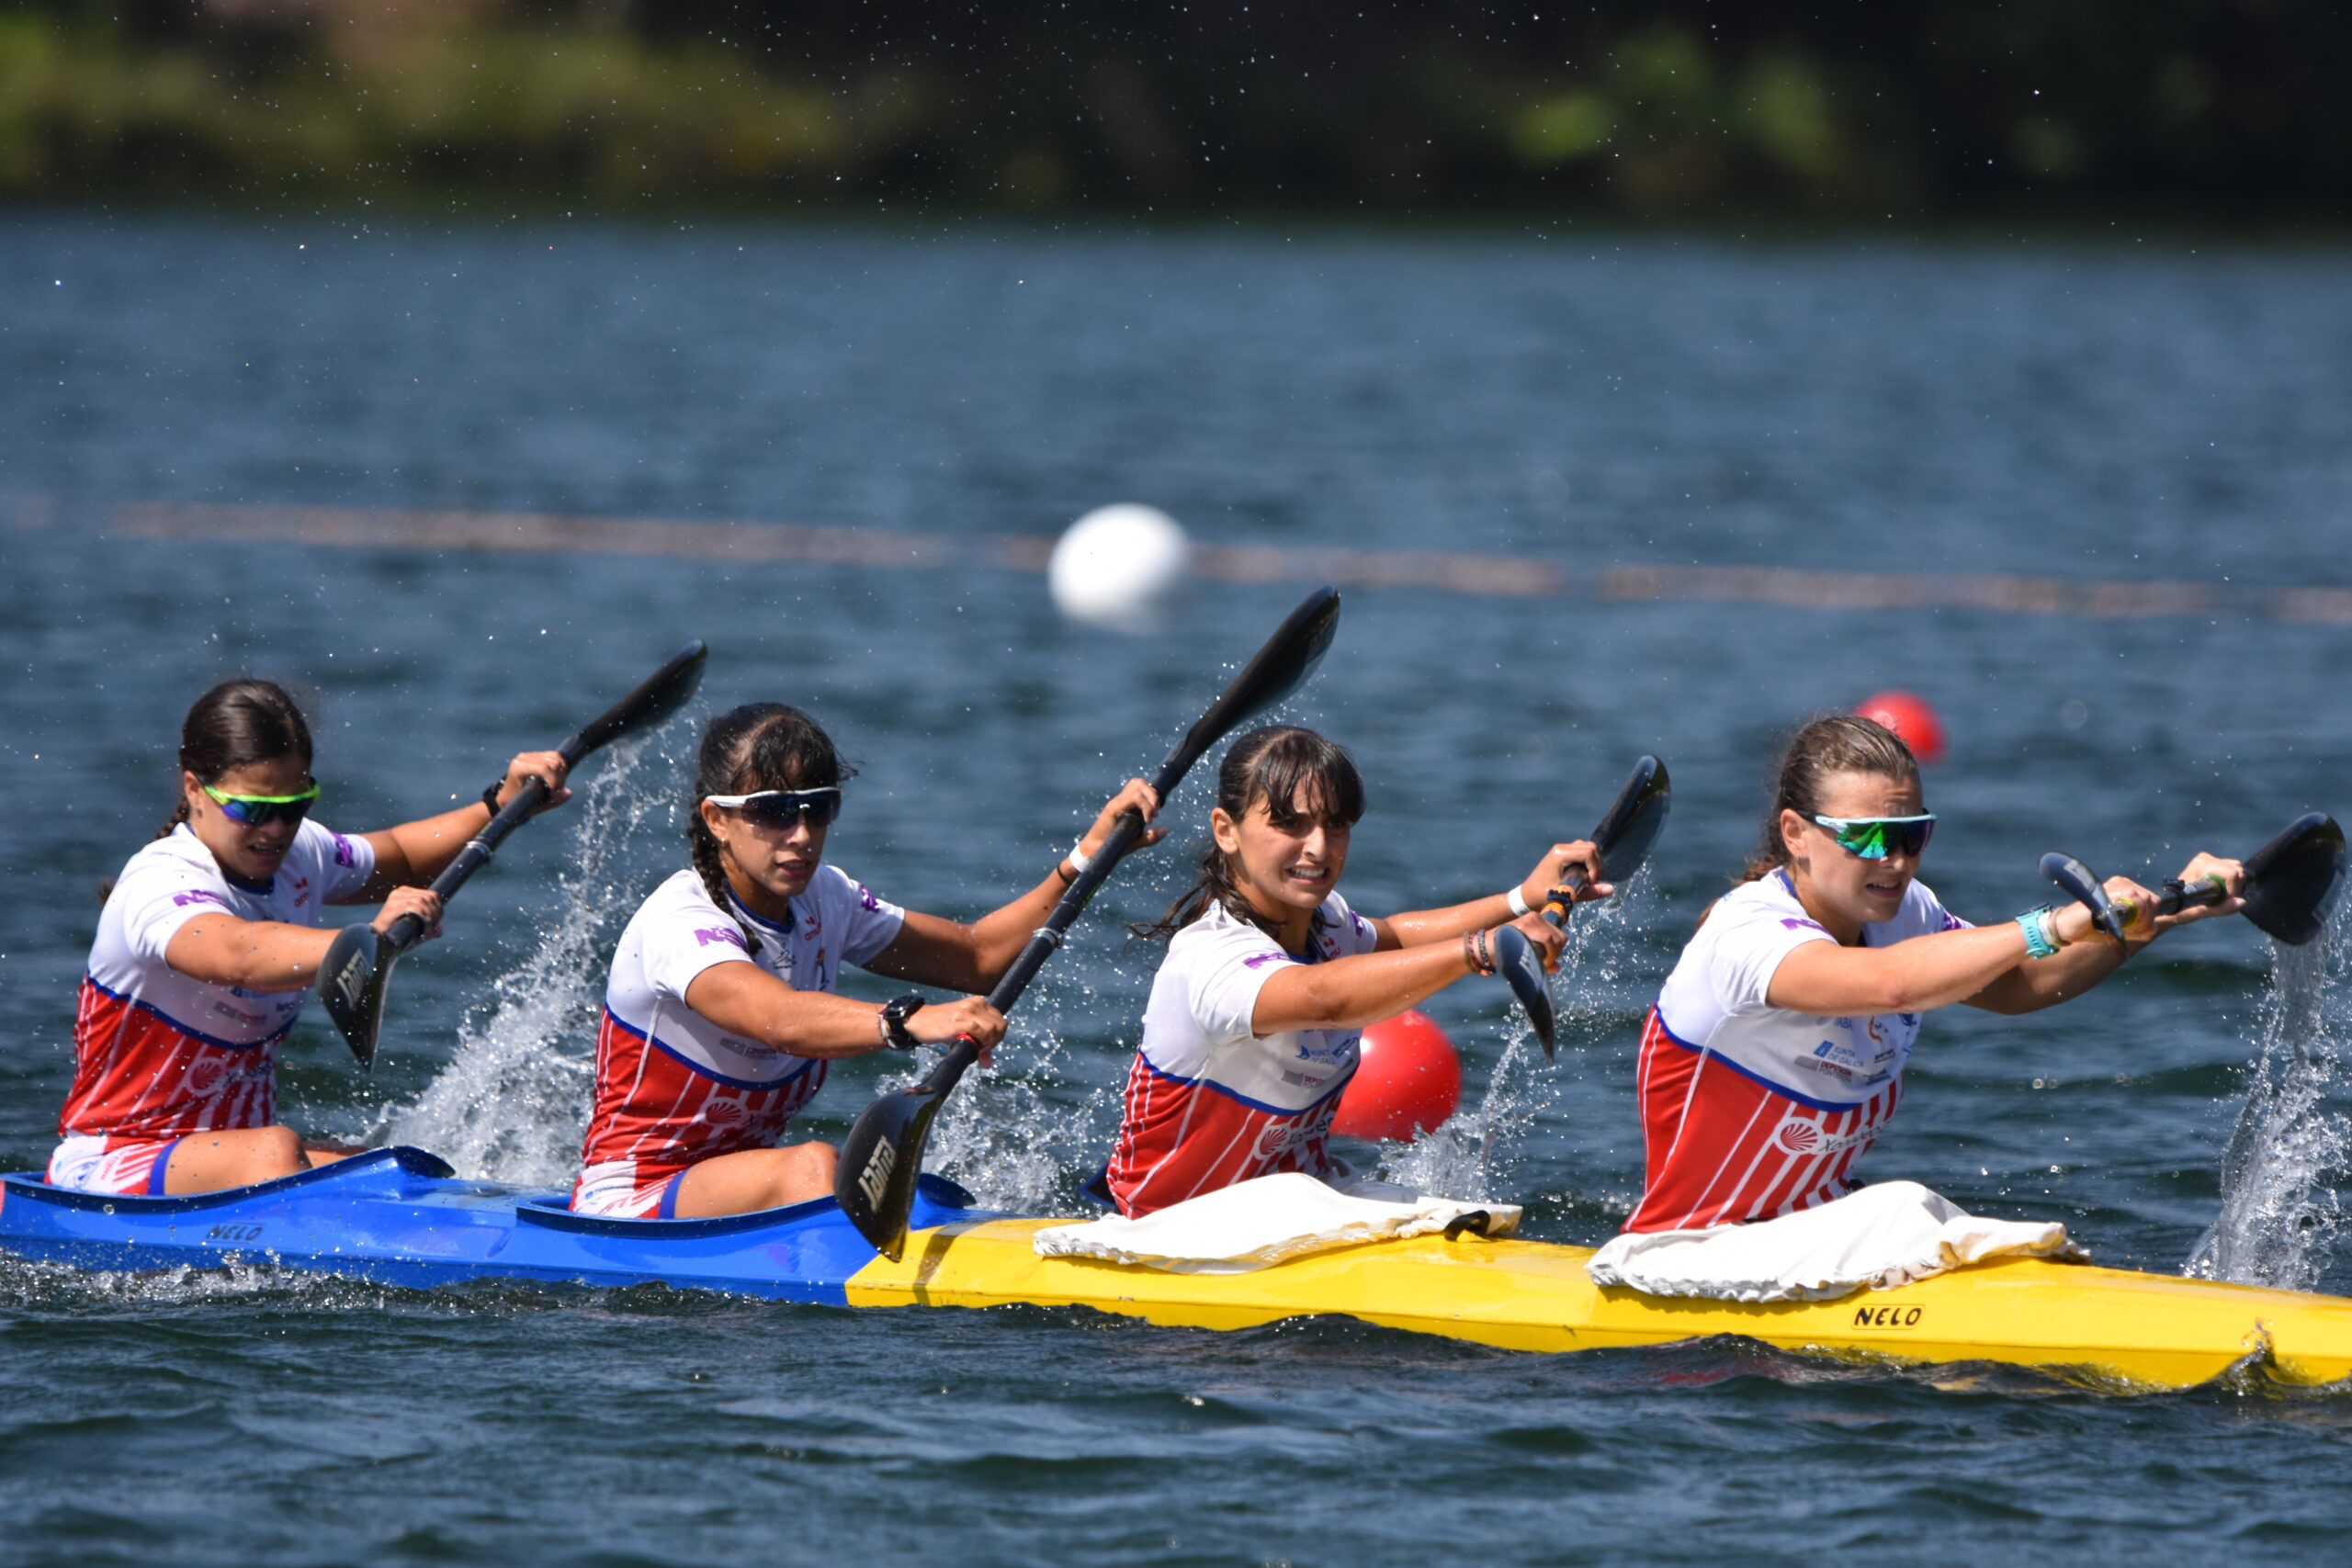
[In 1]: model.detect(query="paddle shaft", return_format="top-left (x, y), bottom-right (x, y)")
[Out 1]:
top-left (892, 746), bottom-right (1198, 1100)
top-left (373, 644), bottom-right (707, 953)
top-left (2108, 874), bottom-right (2231, 932)
top-left (834, 587), bottom-right (1341, 1256)
top-left (377, 776), bottom-right (557, 953)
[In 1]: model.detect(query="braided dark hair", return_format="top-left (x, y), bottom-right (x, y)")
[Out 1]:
top-left (1737, 714), bottom-right (1921, 883)
top-left (1133, 725), bottom-right (1365, 943)
top-left (688, 703), bottom-right (854, 953)
top-left (159, 679), bottom-right (314, 840)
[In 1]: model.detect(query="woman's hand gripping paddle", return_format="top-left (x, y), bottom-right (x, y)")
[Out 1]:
top-left (320, 641), bottom-right (710, 1069)
top-left (1496, 756), bottom-right (1675, 1062)
top-left (835, 587), bottom-right (1344, 1260)
top-left (2041, 812), bottom-right (2347, 948)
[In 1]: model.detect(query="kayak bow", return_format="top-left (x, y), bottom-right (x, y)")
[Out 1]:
top-left (5, 1150), bottom-right (2347, 1393)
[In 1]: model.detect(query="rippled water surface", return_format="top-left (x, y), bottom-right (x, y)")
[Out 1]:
top-left (4, 213), bottom-right (2351, 1565)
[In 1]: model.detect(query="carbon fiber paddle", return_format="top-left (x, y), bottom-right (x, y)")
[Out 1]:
top-left (1496, 755), bottom-right (1674, 1061)
top-left (2041, 811), bottom-right (2347, 948)
top-left (319, 641), bottom-right (709, 1069)
top-left (835, 587), bottom-right (1343, 1260)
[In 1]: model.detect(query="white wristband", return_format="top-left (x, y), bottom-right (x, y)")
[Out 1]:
top-left (1065, 837), bottom-right (1093, 879)
top-left (1506, 885), bottom-right (1532, 918)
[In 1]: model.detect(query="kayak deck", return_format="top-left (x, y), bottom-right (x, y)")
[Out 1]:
top-left (853, 1217), bottom-right (2352, 1390)
top-left (5, 1148), bottom-right (2348, 1393)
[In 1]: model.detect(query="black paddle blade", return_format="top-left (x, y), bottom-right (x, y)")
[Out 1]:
top-left (1492, 924), bottom-right (1556, 1062)
top-left (562, 640), bottom-right (708, 763)
top-left (1160, 587), bottom-right (1340, 782)
top-left (1593, 755), bottom-right (1672, 884)
top-left (2041, 852), bottom-right (2127, 942)
top-left (837, 1041), bottom-right (980, 1259)
top-left (2239, 812), bottom-right (2348, 947)
top-left (318, 922), bottom-right (388, 1070)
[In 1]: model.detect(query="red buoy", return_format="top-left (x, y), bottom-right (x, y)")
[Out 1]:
top-left (1855, 690), bottom-right (1948, 766)
top-left (1334, 1010), bottom-right (1463, 1141)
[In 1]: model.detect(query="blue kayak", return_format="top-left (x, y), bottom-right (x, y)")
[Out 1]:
top-left (0, 1147), bottom-right (982, 1303)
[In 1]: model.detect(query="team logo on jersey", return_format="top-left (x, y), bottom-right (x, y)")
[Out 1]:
top-left (702, 1098), bottom-right (749, 1129)
top-left (188, 1057), bottom-right (230, 1097)
top-left (1773, 1115), bottom-right (1875, 1156)
top-left (1252, 1121), bottom-right (1302, 1160)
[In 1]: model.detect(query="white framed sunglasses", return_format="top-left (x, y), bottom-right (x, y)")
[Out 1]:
top-left (704, 786), bottom-right (842, 830)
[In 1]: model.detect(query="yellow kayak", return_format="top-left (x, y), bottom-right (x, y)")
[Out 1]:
top-left (850, 1216), bottom-right (2352, 1391)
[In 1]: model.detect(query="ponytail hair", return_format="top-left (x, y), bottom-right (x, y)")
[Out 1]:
top-left (687, 703), bottom-right (855, 953)
top-left (1133, 725), bottom-right (1366, 942)
top-left (1737, 714), bottom-right (1921, 884)
top-left (158, 679), bottom-right (315, 840)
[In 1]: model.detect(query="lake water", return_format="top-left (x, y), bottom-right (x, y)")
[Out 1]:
top-left (3, 211), bottom-right (2351, 1565)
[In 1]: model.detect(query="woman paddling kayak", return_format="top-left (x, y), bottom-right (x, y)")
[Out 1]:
top-left (1623, 714), bottom-right (2243, 1234)
top-left (57, 679), bottom-right (571, 1197)
top-left (1107, 725), bottom-right (1611, 1218)
top-left (572, 702), bottom-right (1162, 1220)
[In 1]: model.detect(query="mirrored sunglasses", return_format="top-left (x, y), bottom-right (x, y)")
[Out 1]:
top-left (203, 781), bottom-right (321, 828)
top-left (1806, 812), bottom-right (1935, 860)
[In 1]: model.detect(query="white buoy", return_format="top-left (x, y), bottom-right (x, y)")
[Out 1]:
top-left (1047, 504), bottom-right (1192, 632)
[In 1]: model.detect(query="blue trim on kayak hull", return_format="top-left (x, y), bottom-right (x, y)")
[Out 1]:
top-left (0, 1147), bottom-right (982, 1304)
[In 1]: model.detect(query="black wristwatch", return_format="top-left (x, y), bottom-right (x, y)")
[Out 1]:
top-left (879, 992), bottom-right (927, 1051)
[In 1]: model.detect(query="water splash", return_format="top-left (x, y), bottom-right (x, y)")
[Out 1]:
top-left (379, 736), bottom-right (682, 1185)
top-left (1378, 876), bottom-right (1652, 1204)
top-left (914, 1030), bottom-right (1100, 1213)
top-left (2185, 913), bottom-right (2352, 1291)
top-left (912, 950), bottom-right (1150, 1213)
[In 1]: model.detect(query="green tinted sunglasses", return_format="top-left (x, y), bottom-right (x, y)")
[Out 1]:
top-left (1806, 812), bottom-right (1935, 860)
top-left (203, 781), bottom-right (321, 828)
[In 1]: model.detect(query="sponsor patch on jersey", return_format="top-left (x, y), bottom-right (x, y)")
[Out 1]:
top-left (1772, 1115), bottom-right (1878, 1156)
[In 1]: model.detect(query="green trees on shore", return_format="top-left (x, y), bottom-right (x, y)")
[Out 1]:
top-left (5, 1), bottom-right (2346, 215)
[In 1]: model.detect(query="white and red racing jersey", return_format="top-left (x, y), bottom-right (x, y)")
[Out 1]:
top-left (1106, 894), bottom-right (1382, 1217)
top-left (61, 821), bottom-right (377, 1143)
top-left (1623, 870), bottom-right (1967, 1234)
top-left (573, 866), bottom-right (904, 1200)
